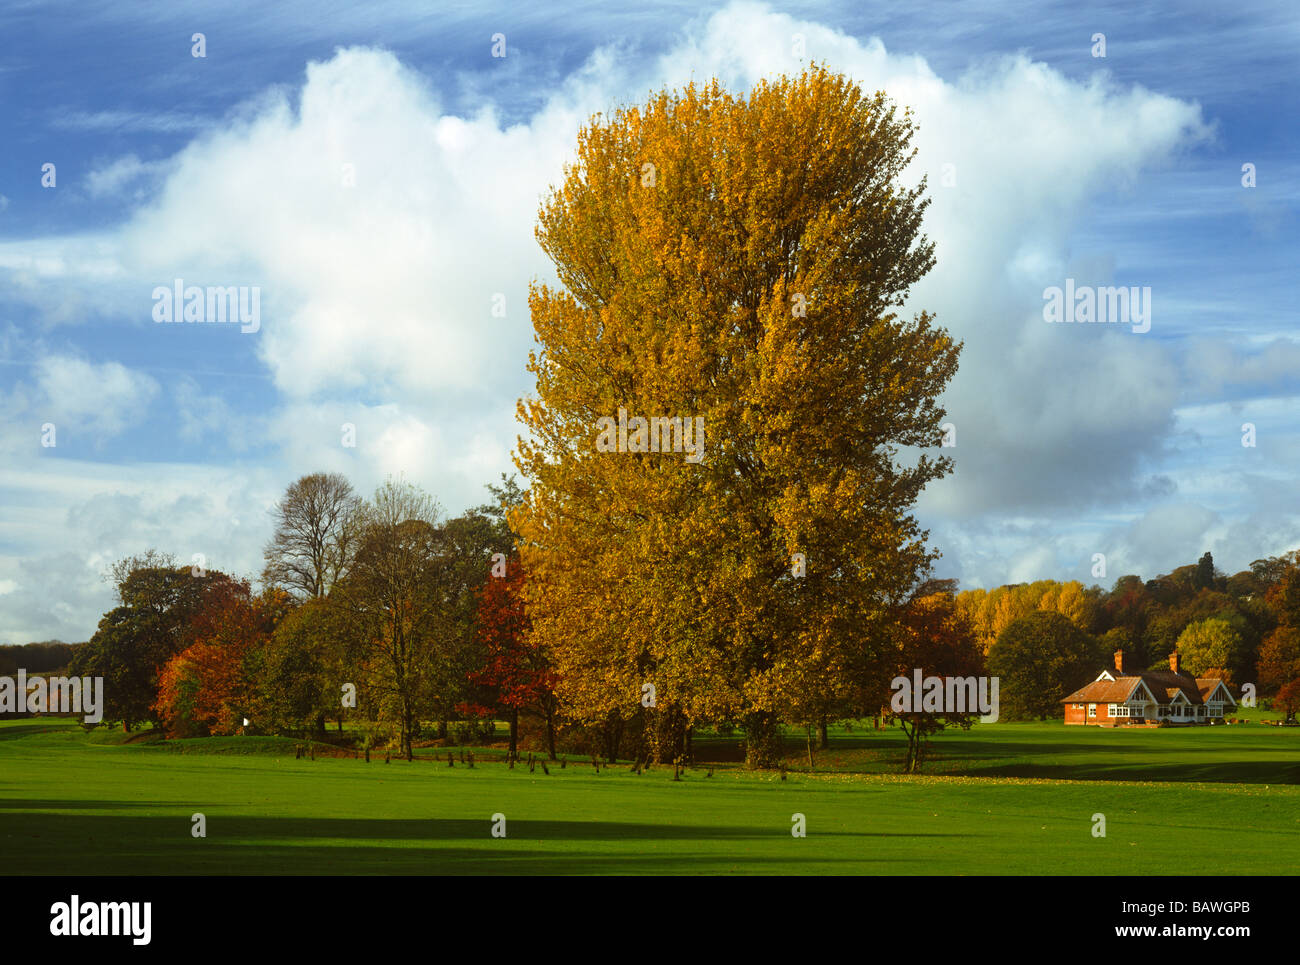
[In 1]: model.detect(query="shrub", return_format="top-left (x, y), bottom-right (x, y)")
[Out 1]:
top-left (450, 718), bottom-right (496, 745)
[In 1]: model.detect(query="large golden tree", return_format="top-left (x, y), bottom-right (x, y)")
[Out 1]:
top-left (513, 66), bottom-right (960, 767)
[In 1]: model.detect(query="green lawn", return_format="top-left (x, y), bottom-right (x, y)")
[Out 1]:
top-left (756, 711), bottom-right (1300, 784)
top-left (1, 718), bottom-right (1297, 874)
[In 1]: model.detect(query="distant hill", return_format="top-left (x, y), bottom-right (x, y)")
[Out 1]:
top-left (0, 641), bottom-right (83, 675)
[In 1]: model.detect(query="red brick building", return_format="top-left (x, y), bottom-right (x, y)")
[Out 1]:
top-left (1062, 650), bottom-right (1236, 726)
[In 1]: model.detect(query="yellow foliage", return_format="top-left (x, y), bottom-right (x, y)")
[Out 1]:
top-left (513, 66), bottom-right (960, 740)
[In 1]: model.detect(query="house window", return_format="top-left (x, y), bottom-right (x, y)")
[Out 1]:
top-left (1087, 704), bottom-right (1096, 718)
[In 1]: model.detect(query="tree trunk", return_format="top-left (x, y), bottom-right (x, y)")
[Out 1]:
top-left (603, 712), bottom-right (623, 763)
top-left (508, 707), bottom-right (518, 760)
top-left (743, 711), bottom-right (782, 769)
top-left (402, 701), bottom-right (414, 761)
top-left (546, 711), bottom-right (557, 761)
top-left (806, 724), bottom-right (815, 768)
top-left (818, 714), bottom-right (829, 749)
top-left (314, 713), bottom-right (326, 738)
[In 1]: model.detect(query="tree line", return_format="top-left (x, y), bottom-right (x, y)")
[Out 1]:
top-left (68, 473), bottom-right (540, 761)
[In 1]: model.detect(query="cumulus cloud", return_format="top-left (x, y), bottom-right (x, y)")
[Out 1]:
top-left (1, 1), bottom-right (1294, 639)
top-left (115, 47), bottom-right (568, 404)
top-left (0, 461), bottom-right (280, 644)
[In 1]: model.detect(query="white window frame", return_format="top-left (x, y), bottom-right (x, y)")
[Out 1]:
top-left (1087, 703), bottom-right (1096, 718)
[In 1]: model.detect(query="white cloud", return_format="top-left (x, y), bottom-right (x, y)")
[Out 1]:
top-left (3, 1), bottom-right (1294, 639)
top-left (86, 154), bottom-right (173, 200)
top-left (33, 355), bottom-right (160, 440)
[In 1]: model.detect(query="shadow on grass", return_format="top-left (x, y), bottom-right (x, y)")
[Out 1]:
top-left (0, 723), bottom-right (74, 741)
top-left (0, 799), bottom-right (170, 810)
top-left (0, 810), bottom-right (975, 874)
top-left (976, 760), bottom-right (1300, 784)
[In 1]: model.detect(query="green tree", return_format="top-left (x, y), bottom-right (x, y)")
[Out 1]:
top-left (69, 607), bottom-right (160, 730)
top-left (987, 612), bottom-right (1100, 721)
top-left (1194, 551), bottom-right (1218, 591)
top-left (332, 478), bottom-right (444, 760)
top-left (258, 596), bottom-right (355, 736)
top-left (1175, 617), bottom-right (1243, 677)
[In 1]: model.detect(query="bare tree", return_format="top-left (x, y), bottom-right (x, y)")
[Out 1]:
top-left (263, 472), bottom-right (361, 599)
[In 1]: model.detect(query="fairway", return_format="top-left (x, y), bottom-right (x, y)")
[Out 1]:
top-left (3, 720), bottom-right (1297, 875)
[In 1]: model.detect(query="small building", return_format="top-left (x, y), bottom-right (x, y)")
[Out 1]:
top-left (1062, 650), bottom-right (1236, 726)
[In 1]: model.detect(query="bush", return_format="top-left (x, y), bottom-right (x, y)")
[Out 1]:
top-left (450, 719), bottom-right (496, 745)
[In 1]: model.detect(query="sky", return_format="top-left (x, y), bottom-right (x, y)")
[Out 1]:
top-left (0, 0), bottom-right (1297, 643)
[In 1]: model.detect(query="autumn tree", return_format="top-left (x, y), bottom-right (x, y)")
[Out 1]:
top-left (465, 554), bottom-right (558, 759)
top-left (885, 584), bottom-right (986, 773)
top-left (513, 66), bottom-right (960, 768)
top-left (1274, 678), bottom-right (1300, 724)
top-left (70, 554), bottom-right (242, 731)
top-left (154, 584), bottom-right (290, 738)
top-left (956, 580), bottom-right (1100, 654)
top-left (263, 472), bottom-right (361, 599)
top-left (1259, 626), bottom-right (1300, 696)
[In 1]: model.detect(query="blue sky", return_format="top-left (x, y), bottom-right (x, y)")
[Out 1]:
top-left (1, 0), bottom-right (1297, 642)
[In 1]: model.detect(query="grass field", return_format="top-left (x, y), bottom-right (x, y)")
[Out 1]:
top-left (2, 717), bottom-right (1297, 875)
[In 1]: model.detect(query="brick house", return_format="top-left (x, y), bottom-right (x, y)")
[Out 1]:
top-left (1062, 650), bottom-right (1237, 726)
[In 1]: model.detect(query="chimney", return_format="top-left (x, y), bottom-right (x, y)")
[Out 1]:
top-left (1169, 651), bottom-right (1181, 674)
top-left (1113, 650), bottom-right (1126, 675)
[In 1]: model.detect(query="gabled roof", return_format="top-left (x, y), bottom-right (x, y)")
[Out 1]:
top-left (1198, 679), bottom-right (1237, 705)
top-left (1060, 676), bottom-right (1140, 703)
top-left (1141, 670), bottom-right (1204, 705)
top-left (1062, 667), bottom-right (1233, 706)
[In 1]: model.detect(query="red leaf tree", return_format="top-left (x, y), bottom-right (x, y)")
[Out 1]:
top-left (464, 555), bottom-right (559, 759)
top-left (154, 583), bottom-right (290, 738)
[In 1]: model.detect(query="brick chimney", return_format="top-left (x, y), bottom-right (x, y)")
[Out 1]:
top-left (1169, 650), bottom-right (1181, 674)
top-left (1114, 650), bottom-right (1126, 675)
